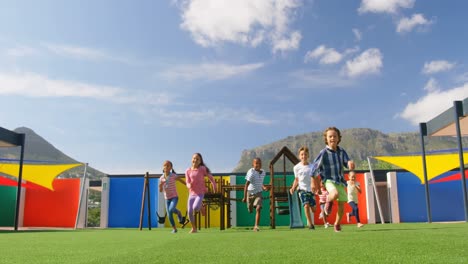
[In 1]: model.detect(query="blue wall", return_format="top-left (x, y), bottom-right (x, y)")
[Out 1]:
top-left (108, 177), bottom-right (159, 228)
top-left (397, 171), bottom-right (467, 222)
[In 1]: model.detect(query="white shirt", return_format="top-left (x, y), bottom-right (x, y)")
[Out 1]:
top-left (293, 162), bottom-right (314, 192)
top-left (245, 168), bottom-right (266, 194)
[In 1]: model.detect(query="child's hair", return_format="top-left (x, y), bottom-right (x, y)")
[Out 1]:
top-left (298, 146), bottom-right (309, 156)
top-left (323, 126), bottom-right (342, 145)
top-left (163, 160), bottom-right (176, 174)
top-left (252, 157), bottom-right (262, 164)
top-left (194, 153), bottom-right (210, 173)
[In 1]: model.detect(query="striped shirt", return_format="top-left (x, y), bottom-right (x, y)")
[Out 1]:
top-left (160, 172), bottom-right (179, 199)
top-left (318, 188), bottom-right (328, 204)
top-left (311, 145), bottom-right (351, 185)
top-left (293, 162), bottom-right (314, 192)
top-left (245, 168), bottom-right (266, 195)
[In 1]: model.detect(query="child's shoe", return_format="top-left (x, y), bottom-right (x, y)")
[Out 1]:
top-left (253, 226), bottom-right (260, 232)
top-left (308, 225), bottom-right (315, 230)
top-left (171, 229), bottom-right (177, 233)
top-left (324, 222), bottom-right (330, 228)
top-left (357, 223), bottom-right (364, 228)
top-left (334, 224), bottom-right (342, 232)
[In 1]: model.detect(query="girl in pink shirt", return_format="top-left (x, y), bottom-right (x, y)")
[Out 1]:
top-left (185, 153), bottom-right (217, 233)
top-left (159, 160), bottom-right (186, 233)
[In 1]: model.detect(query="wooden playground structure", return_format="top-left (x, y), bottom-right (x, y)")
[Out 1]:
top-left (139, 146), bottom-right (300, 231)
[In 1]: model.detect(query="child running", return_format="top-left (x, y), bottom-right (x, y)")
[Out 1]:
top-left (311, 127), bottom-right (355, 232)
top-left (318, 181), bottom-right (332, 228)
top-left (158, 160), bottom-right (186, 233)
top-left (185, 153), bottom-right (217, 233)
top-left (242, 158), bottom-right (268, 232)
top-left (346, 170), bottom-right (364, 228)
top-left (290, 146), bottom-right (319, 230)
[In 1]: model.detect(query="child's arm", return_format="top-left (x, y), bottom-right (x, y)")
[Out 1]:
top-left (290, 178), bottom-right (298, 195)
top-left (355, 182), bottom-right (362, 193)
top-left (243, 181), bottom-right (250, 202)
top-left (206, 173), bottom-right (217, 193)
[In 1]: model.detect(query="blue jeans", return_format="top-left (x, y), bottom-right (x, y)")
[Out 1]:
top-left (166, 197), bottom-right (182, 227)
top-left (348, 201), bottom-right (361, 223)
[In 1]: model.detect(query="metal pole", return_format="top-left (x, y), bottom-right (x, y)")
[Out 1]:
top-left (14, 134), bottom-right (25, 231)
top-left (419, 123), bottom-right (432, 223)
top-left (75, 163), bottom-right (88, 229)
top-left (453, 101), bottom-right (468, 222)
top-left (367, 157), bottom-right (385, 224)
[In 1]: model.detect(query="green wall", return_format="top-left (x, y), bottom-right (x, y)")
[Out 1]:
top-left (234, 174), bottom-right (298, 227)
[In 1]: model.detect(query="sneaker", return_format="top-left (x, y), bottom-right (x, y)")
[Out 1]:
top-left (324, 223), bottom-right (330, 228)
top-left (334, 224), bottom-right (342, 232)
top-left (171, 229), bottom-right (177, 233)
top-left (308, 225), bottom-right (315, 230)
top-left (253, 226), bottom-right (260, 232)
top-left (346, 212), bottom-right (350, 223)
top-left (178, 216), bottom-right (186, 225)
top-left (357, 223), bottom-right (364, 228)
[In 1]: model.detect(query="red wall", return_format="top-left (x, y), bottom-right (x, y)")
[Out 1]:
top-left (314, 172), bottom-right (367, 225)
top-left (23, 178), bottom-right (81, 228)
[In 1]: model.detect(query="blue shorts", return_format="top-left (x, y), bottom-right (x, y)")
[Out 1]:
top-left (298, 190), bottom-right (316, 207)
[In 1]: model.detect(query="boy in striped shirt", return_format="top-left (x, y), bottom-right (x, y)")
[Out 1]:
top-left (311, 127), bottom-right (355, 232)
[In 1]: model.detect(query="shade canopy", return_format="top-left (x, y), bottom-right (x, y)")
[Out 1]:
top-left (0, 163), bottom-right (82, 190)
top-left (374, 153), bottom-right (468, 184)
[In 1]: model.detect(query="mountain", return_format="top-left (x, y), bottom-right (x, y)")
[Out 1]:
top-left (233, 128), bottom-right (468, 173)
top-left (0, 127), bottom-right (106, 180)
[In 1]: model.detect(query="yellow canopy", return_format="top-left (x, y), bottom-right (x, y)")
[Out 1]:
top-left (0, 163), bottom-right (82, 190)
top-left (374, 153), bottom-right (468, 184)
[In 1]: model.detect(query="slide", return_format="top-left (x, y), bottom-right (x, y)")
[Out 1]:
top-left (157, 190), bottom-right (166, 227)
top-left (288, 192), bottom-right (304, 228)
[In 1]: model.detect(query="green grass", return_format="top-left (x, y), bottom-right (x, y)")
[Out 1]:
top-left (1, 223), bottom-right (467, 264)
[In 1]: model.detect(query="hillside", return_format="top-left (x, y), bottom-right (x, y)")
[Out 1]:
top-left (233, 128), bottom-right (468, 173)
top-left (0, 127), bottom-right (105, 179)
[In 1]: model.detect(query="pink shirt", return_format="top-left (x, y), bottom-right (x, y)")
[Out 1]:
top-left (185, 166), bottom-right (217, 196)
top-left (160, 172), bottom-right (179, 199)
top-left (319, 188), bottom-right (329, 204)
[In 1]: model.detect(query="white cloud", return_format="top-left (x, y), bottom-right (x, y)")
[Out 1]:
top-left (423, 78), bottom-right (439, 92)
top-left (0, 71), bottom-right (171, 105)
top-left (456, 72), bottom-right (468, 83)
top-left (43, 43), bottom-right (137, 65)
top-left (352, 28), bottom-right (362, 42)
top-left (290, 69), bottom-right (356, 88)
top-left (399, 83), bottom-right (468, 125)
top-left (344, 48), bottom-right (383, 78)
top-left (397, 14), bottom-right (433, 33)
top-left (358, 0), bottom-right (415, 14)
top-left (177, 0), bottom-right (303, 53)
top-left (422, 60), bottom-right (455, 75)
top-left (304, 45), bottom-right (359, 65)
top-left (5, 46), bottom-right (37, 57)
top-left (160, 62), bottom-right (264, 81)
top-left (304, 45), bottom-right (342, 65)
top-left (154, 107), bottom-right (276, 127)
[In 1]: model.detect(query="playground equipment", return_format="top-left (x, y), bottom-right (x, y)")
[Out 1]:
top-left (269, 146), bottom-right (300, 229)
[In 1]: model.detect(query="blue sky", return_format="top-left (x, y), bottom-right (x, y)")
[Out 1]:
top-left (1, 0), bottom-right (467, 174)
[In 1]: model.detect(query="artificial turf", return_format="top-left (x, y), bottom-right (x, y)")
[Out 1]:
top-left (0, 223), bottom-right (467, 263)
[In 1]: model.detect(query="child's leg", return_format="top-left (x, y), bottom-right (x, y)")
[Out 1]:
top-left (336, 201), bottom-right (345, 225)
top-left (253, 194), bottom-right (262, 230)
top-left (187, 195), bottom-right (203, 232)
top-left (349, 201), bottom-right (357, 218)
top-left (166, 198), bottom-right (176, 228)
top-left (354, 203), bottom-right (361, 223)
top-left (304, 204), bottom-right (313, 227)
